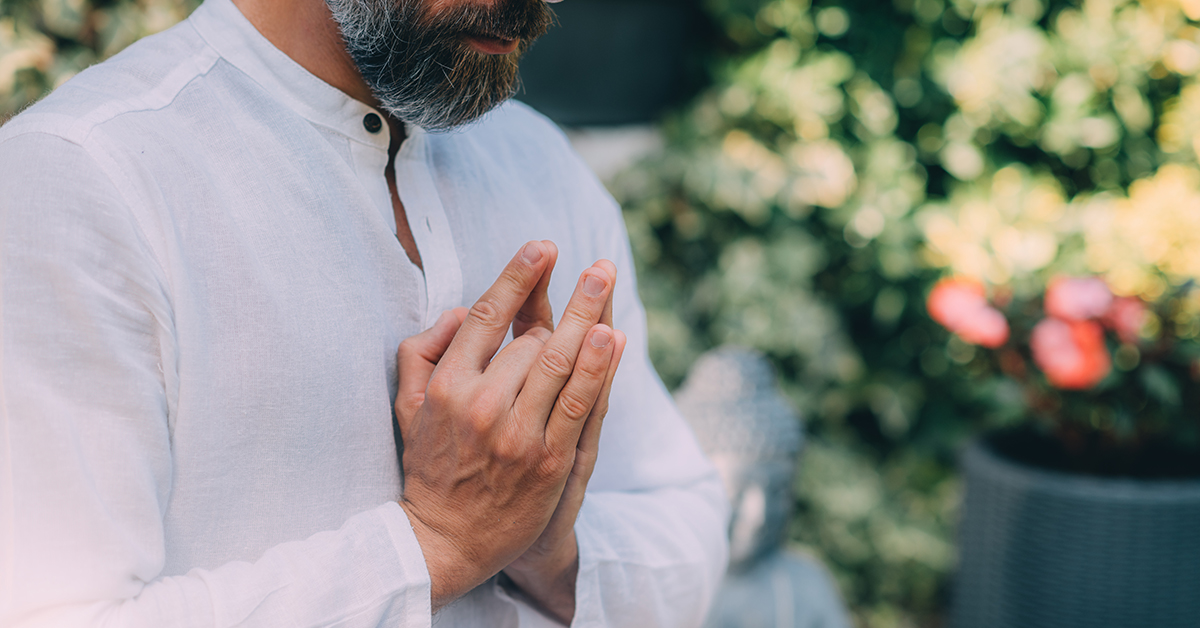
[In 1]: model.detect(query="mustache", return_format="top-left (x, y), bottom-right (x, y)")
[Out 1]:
top-left (420, 0), bottom-right (552, 44)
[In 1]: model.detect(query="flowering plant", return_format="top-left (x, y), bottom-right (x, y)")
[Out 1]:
top-left (928, 275), bottom-right (1200, 473)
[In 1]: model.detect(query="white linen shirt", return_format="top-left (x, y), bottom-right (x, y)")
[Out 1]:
top-left (0, 0), bottom-right (729, 625)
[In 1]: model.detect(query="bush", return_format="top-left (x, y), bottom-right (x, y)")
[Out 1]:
top-left (611, 0), bottom-right (1200, 625)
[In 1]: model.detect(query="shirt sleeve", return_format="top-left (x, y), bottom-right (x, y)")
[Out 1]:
top-left (0, 132), bottom-right (433, 628)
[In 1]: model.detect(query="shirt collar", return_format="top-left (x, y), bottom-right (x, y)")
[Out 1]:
top-left (188, 0), bottom-right (421, 150)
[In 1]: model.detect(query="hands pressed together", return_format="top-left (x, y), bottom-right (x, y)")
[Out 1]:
top-left (394, 240), bottom-right (626, 623)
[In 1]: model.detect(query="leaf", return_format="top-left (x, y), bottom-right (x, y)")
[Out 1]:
top-left (1140, 365), bottom-right (1181, 408)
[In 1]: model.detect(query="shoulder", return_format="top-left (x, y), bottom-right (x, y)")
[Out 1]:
top-left (464, 100), bottom-right (575, 156)
top-left (423, 100), bottom-right (587, 186)
top-left (0, 20), bottom-right (211, 272)
top-left (0, 18), bottom-right (216, 149)
top-left (452, 100), bottom-right (626, 236)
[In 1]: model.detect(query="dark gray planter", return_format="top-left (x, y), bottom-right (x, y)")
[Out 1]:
top-left (951, 435), bottom-right (1200, 628)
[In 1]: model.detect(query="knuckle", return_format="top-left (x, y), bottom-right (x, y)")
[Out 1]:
top-left (543, 451), bottom-right (574, 479)
top-left (591, 398), bottom-right (610, 422)
top-left (577, 354), bottom-right (609, 381)
top-left (467, 298), bottom-right (506, 331)
top-left (513, 307), bottom-right (541, 326)
top-left (397, 337), bottom-right (418, 360)
top-left (424, 376), bottom-right (455, 403)
top-left (493, 434), bottom-right (528, 464)
top-left (397, 392), bottom-right (425, 419)
top-left (532, 456), bottom-right (561, 482)
top-left (555, 388), bottom-right (595, 422)
top-left (465, 409), bottom-right (492, 434)
top-left (537, 346), bottom-right (575, 381)
top-left (573, 449), bottom-right (597, 476)
top-left (560, 306), bottom-right (597, 330)
top-left (466, 390), bottom-right (503, 430)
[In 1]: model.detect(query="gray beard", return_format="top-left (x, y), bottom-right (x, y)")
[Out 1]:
top-left (325, 0), bottom-right (551, 131)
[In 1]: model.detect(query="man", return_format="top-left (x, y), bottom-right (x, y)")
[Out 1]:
top-left (0, 0), bottom-right (728, 624)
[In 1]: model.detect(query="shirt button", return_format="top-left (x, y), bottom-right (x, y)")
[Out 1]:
top-left (363, 113), bottom-right (383, 133)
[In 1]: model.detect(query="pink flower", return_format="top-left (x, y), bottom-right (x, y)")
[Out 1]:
top-left (1103, 297), bottom-right (1147, 344)
top-left (927, 278), bottom-right (1010, 348)
top-left (956, 306), bottom-right (1010, 348)
top-left (927, 278), bottom-right (985, 326)
top-left (1030, 318), bottom-right (1112, 390)
top-left (1044, 277), bottom-right (1113, 321)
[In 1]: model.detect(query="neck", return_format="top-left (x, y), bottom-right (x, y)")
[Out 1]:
top-left (231, 0), bottom-right (379, 108)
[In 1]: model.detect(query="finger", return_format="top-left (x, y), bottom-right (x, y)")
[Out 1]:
top-left (483, 326), bottom-right (552, 400)
top-left (444, 241), bottom-right (552, 372)
top-left (542, 324), bottom-right (617, 456)
top-left (593, 259), bottom-right (616, 329)
top-left (512, 240), bottom-right (559, 339)
top-left (545, 331), bottom-right (625, 540)
top-left (513, 266), bottom-right (615, 425)
top-left (396, 309), bottom-right (466, 431)
top-left (575, 329), bottom-right (626, 463)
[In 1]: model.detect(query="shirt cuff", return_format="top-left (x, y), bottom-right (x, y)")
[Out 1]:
top-left (379, 501), bottom-right (434, 627)
top-left (565, 499), bottom-right (612, 628)
top-left (492, 577), bottom-right (567, 627)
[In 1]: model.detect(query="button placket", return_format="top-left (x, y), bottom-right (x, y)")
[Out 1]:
top-left (394, 132), bottom-right (463, 325)
top-left (348, 121), bottom-right (394, 233)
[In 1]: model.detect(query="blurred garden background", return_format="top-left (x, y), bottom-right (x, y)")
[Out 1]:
top-left (4, 0), bottom-right (1200, 626)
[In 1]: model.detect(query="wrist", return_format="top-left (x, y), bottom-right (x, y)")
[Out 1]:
top-left (399, 500), bottom-right (487, 612)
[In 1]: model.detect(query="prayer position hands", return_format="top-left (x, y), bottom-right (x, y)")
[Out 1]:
top-left (395, 240), bottom-right (626, 618)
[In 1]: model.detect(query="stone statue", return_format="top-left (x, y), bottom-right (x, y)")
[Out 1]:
top-left (675, 347), bottom-right (852, 628)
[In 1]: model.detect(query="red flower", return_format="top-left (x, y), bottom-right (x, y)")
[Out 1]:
top-left (927, 278), bottom-right (1010, 348)
top-left (1103, 296), bottom-right (1147, 344)
top-left (1044, 276), bottom-right (1113, 321)
top-left (1030, 318), bottom-right (1112, 390)
top-left (927, 278), bottom-right (985, 326)
top-left (956, 306), bottom-right (1010, 348)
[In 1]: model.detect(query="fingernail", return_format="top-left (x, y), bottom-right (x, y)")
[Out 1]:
top-left (591, 329), bottom-right (611, 348)
top-left (583, 274), bottom-right (606, 296)
top-left (521, 243), bottom-right (543, 265)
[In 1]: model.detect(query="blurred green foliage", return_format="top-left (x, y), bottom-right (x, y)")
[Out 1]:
top-left (610, 0), bottom-right (1200, 625)
top-left (611, 3), bottom-right (963, 623)
top-left (0, 0), bottom-right (198, 119)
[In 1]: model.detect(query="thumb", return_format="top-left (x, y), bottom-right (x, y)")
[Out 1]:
top-left (396, 307), bottom-right (467, 430)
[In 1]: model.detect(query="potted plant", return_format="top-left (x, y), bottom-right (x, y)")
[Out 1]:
top-left (926, 274), bottom-right (1200, 628)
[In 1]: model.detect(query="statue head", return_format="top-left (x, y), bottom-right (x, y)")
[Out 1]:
top-left (675, 347), bottom-right (803, 573)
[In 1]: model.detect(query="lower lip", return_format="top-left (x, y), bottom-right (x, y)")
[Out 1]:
top-left (465, 35), bottom-right (520, 55)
